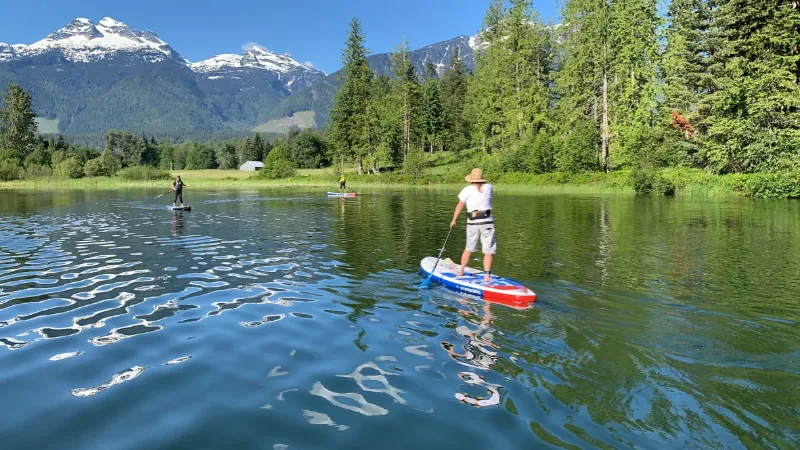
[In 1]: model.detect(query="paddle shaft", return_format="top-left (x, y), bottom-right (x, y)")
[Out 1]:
top-left (424, 226), bottom-right (455, 285)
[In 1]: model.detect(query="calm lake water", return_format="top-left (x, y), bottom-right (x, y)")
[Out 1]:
top-left (0, 189), bottom-right (797, 449)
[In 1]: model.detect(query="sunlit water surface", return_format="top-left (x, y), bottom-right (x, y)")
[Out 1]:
top-left (0, 189), bottom-right (797, 449)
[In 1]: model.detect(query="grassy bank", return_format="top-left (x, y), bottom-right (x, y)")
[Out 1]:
top-left (1, 167), bottom-right (799, 198)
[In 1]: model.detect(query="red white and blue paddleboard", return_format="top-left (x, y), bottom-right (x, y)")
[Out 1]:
top-left (420, 257), bottom-right (536, 309)
top-left (327, 192), bottom-right (357, 198)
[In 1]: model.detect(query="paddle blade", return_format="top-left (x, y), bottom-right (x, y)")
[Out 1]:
top-left (418, 275), bottom-right (433, 289)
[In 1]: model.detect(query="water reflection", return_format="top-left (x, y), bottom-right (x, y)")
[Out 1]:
top-left (171, 210), bottom-right (185, 236)
top-left (443, 300), bottom-right (501, 408)
top-left (0, 189), bottom-right (797, 449)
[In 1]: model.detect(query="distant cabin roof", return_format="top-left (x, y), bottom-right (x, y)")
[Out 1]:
top-left (239, 161), bottom-right (264, 170)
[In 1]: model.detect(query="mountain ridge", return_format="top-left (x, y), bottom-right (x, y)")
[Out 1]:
top-left (0, 17), bottom-right (475, 134)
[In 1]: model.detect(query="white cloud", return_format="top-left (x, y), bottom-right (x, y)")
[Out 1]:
top-left (242, 41), bottom-right (271, 53)
top-left (303, 61), bottom-right (315, 69)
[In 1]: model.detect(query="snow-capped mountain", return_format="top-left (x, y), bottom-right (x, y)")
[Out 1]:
top-left (190, 45), bottom-right (324, 92)
top-left (5, 17), bottom-right (184, 64)
top-left (0, 17), bottom-right (325, 133)
top-left (192, 46), bottom-right (314, 75)
top-left (0, 16), bottom-right (475, 134)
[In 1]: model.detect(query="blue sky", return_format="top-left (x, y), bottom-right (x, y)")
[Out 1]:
top-left (1, 0), bottom-right (560, 73)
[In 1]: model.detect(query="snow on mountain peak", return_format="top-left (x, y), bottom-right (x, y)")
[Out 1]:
top-left (14, 17), bottom-right (177, 63)
top-left (191, 45), bottom-right (320, 75)
top-left (98, 17), bottom-right (126, 27)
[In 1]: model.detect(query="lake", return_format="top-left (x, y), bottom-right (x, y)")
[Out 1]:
top-left (0, 189), bottom-right (797, 449)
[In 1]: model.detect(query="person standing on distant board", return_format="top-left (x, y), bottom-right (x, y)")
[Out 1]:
top-left (172, 176), bottom-right (187, 208)
top-left (339, 174), bottom-right (347, 192)
top-left (450, 168), bottom-right (494, 283)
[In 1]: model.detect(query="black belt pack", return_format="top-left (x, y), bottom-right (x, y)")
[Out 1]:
top-left (469, 210), bottom-right (492, 220)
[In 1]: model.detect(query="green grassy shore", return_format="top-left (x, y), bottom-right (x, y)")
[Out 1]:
top-left (2, 167), bottom-right (799, 198)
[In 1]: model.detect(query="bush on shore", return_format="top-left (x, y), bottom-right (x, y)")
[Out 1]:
top-left (117, 166), bottom-right (172, 181)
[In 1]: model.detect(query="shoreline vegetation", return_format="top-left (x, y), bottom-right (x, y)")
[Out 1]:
top-left (1, 2), bottom-right (798, 199)
top-left (2, 167), bottom-right (799, 199)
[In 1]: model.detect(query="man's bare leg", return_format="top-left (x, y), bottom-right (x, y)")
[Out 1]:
top-left (483, 253), bottom-right (493, 282)
top-left (457, 249), bottom-right (471, 277)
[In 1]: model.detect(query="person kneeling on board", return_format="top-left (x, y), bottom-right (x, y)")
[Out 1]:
top-left (172, 176), bottom-right (187, 208)
top-left (450, 168), bottom-right (495, 283)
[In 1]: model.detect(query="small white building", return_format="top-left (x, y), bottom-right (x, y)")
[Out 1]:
top-left (239, 161), bottom-right (264, 171)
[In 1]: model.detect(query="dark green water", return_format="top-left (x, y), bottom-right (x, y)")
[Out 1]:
top-left (0, 189), bottom-right (797, 449)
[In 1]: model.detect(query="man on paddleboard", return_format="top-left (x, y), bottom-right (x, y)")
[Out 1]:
top-left (172, 176), bottom-right (187, 208)
top-left (339, 174), bottom-right (346, 191)
top-left (450, 168), bottom-right (495, 283)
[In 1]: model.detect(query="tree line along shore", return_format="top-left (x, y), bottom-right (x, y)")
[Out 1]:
top-left (1, 0), bottom-right (798, 198)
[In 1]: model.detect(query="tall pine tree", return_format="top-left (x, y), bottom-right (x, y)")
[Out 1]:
top-left (440, 48), bottom-right (470, 151)
top-left (421, 62), bottom-right (446, 153)
top-left (365, 75), bottom-right (402, 173)
top-left (0, 83), bottom-right (38, 157)
top-left (663, 0), bottom-right (714, 165)
top-left (703, 0), bottom-right (800, 173)
top-left (466, 0), bottom-right (509, 153)
top-left (608, 0), bottom-right (661, 168)
top-left (391, 40), bottom-right (421, 167)
top-left (329, 18), bottom-right (373, 174)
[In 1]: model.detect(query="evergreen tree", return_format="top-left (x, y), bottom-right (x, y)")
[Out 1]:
top-left (440, 48), bottom-right (470, 152)
top-left (421, 65), bottom-right (446, 153)
top-left (467, 0), bottom-right (553, 161)
top-left (241, 136), bottom-right (262, 162)
top-left (466, 0), bottom-right (508, 153)
top-left (501, 0), bottom-right (553, 142)
top-left (252, 133), bottom-right (266, 161)
top-left (556, 0), bottom-right (660, 172)
top-left (55, 135), bottom-right (68, 151)
top-left (0, 84), bottom-right (38, 156)
top-left (703, 0), bottom-right (800, 173)
top-left (365, 75), bottom-right (402, 173)
top-left (392, 40), bottom-right (421, 168)
top-left (608, 0), bottom-right (661, 168)
top-left (423, 62), bottom-right (439, 81)
top-left (557, 0), bottom-right (612, 171)
top-left (329, 18), bottom-right (373, 174)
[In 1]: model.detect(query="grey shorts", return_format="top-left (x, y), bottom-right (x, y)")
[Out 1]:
top-left (466, 223), bottom-right (496, 254)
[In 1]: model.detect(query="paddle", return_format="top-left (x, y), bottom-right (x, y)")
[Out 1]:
top-left (419, 225), bottom-right (455, 289)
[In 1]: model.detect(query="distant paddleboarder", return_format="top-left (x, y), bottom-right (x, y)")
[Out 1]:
top-left (450, 168), bottom-right (494, 283)
top-left (172, 176), bottom-right (187, 208)
top-left (339, 174), bottom-right (347, 192)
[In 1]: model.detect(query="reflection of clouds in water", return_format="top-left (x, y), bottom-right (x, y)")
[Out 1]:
top-left (50, 351), bottom-right (82, 361)
top-left (455, 372), bottom-right (501, 408)
top-left (72, 355), bottom-right (191, 397)
top-left (269, 365), bottom-right (289, 377)
top-left (165, 356), bottom-right (191, 366)
top-left (310, 381), bottom-right (388, 416)
top-left (404, 345), bottom-right (433, 359)
top-left (277, 389), bottom-right (299, 401)
top-left (338, 361), bottom-right (406, 404)
top-left (302, 410), bottom-right (349, 431)
top-left (72, 366), bottom-right (146, 397)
